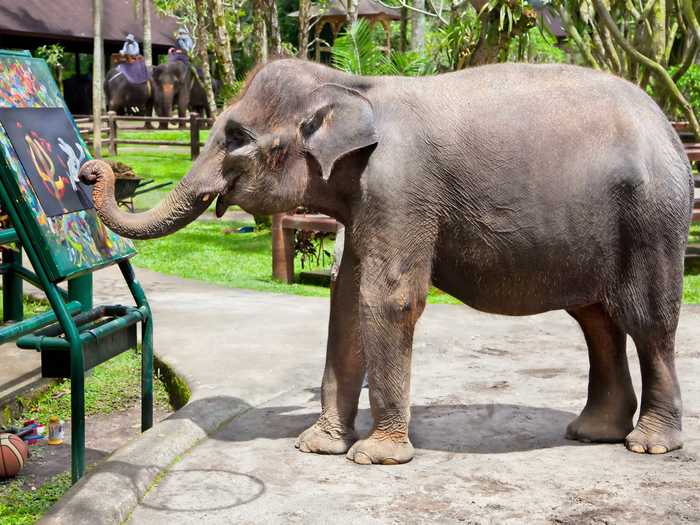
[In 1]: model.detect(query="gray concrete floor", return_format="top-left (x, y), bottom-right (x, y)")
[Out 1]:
top-left (5, 264), bottom-right (696, 524)
top-left (78, 266), bottom-right (700, 524)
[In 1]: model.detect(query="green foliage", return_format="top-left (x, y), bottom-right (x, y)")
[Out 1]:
top-left (676, 65), bottom-right (700, 119)
top-left (35, 44), bottom-right (64, 70)
top-left (0, 295), bottom-right (50, 320)
top-left (0, 473), bottom-right (71, 525)
top-left (15, 349), bottom-right (170, 425)
top-left (332, 20), bottom-right (388, 75)
top-left (385, 50), bottom-right (436, 76)
top-left (331, 20), bottom-right (434, 76)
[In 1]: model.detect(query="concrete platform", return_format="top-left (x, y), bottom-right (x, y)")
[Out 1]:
top-left (39, 266), bottom-right (700, 524)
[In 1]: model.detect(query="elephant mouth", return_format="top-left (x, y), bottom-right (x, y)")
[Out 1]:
top-left (215, 194), bottom-right (228, 218)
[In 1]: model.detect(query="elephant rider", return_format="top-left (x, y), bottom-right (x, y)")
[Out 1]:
top-left (175, 27), bottom-right (194, 55)
top-left (119, 34), bottom-right (141, 62)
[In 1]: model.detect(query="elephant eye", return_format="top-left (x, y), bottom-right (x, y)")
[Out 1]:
top-left (225, 122), bottom-right (253, 150)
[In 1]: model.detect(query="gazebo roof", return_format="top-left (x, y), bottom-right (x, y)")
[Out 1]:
top-left (289, 0), bottom-right (401, 21)
top-left (0, 0), bottom-right (179, 48)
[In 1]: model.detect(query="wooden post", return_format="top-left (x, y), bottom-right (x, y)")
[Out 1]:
top-left (107, 111), bottom-right (117, 156)
top-left (272, 213), bottom-right (295, 283)
top-left (190, 112), bottom-right (200, 160)
top-left (92, 0), bottom-right (103, 158)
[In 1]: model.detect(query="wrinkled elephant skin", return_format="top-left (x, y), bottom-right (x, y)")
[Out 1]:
top-left (80, 60), bottom-right (692, 465)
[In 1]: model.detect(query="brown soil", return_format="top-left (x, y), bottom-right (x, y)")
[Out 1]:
top-left (15, 404), bottom-right (172, 488)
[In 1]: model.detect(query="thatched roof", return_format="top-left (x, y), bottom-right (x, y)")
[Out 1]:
top-left (0, 0), bottom-right (179, 48)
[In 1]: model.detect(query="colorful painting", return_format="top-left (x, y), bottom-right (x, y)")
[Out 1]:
top-left (0, 51), bottom-right (134, 282)
top-left (0, 108), bottom-right (93, 217)
top-left (0, 56), bottom-right (64, 109)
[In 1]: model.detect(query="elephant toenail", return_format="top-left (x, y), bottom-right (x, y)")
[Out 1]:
top-left (354, 452), bottom-right (372, 465)
top-left (627, 442), bottom-right (645, 453)
top-left (382, 458), bottom-right (399, 465)
top-left (649, 445), bottom-right (668, 454)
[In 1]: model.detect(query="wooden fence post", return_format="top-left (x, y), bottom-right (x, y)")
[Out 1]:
top-left (107, 111), bottom-right (117, 156)
top-left (272, 213), bottom-right (295, 283)
top-left (190, 112), bottom-right (200, 160)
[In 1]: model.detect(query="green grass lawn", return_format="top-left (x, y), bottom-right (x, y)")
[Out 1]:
top-left (119, 129), bottom-right (210, 143)
top-left (0, 349), bottom-right (170, 525)
top-left (132, 220), bottom-right (459, 303)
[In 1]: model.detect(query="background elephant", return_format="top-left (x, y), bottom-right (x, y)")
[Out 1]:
top-left (189, 74), bottom-right (220, 121)
top-left (152, 59), bottom-right (191, 129)
top-left (104, 67), bottom-right (153, 123)
top-left (80, 59), bottom-right (692, 465)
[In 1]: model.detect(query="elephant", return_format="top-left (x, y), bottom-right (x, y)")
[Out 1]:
top-left (152, 59), bottom-right (191, 129)
top-left (190, 74), bottom-right (220, 121)
top-left (79, 59), bottom-right (692, 465)
top-left (104, 66), bottom-right (154, 128)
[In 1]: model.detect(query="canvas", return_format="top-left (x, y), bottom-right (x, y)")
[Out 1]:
top-left (0, 107), bottom-right (93, 217)
top-left (0, 50), bottom-right (135, 282)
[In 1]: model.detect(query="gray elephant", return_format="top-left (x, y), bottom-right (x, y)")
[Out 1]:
top-left (104, 65), bottom-right (153, 122)
top-left (189, 74), bottom-right (220, 121)
top-left (152, 58), bottom-right (191, 129)
top-left (80, 59), bottom-right (692, 465)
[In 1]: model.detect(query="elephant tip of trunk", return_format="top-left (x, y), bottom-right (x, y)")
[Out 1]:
top-left (79, 159), bottom-right (113, 186)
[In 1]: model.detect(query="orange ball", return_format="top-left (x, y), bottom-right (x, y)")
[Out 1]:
top-left (0, 433), bottom-right (28, 478)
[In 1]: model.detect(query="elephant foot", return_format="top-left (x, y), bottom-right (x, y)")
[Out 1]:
top-left (295, 419), bottom-right (357, 455)
top-left (566, 404), bottom-right (635, 443)
top-left (144, 123), bottom-right (153, 130)
top-left (346, 432), bottom-right (414, 465)
top-left (625, 414), bottom-right (682, 454)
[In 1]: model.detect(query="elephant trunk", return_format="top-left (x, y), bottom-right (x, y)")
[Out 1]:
top-left (79, 157), bottom-right (221, 240)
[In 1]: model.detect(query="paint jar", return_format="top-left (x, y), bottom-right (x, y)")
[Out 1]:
top-left (47, 416), bottom-right (64, 446)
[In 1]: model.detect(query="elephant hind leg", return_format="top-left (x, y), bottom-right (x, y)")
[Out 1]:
top-left (565, 303), bottom-right (637, 443)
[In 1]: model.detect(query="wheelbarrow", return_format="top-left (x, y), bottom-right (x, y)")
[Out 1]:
top-left (116, 175), bottom-right (172, 212)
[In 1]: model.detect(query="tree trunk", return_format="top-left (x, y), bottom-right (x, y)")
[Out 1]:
top-left (346, 0), bottom-right (360, 25)
top-left (253, 0), bottom-right (268, 64)
top-left (268, 0), bottom-right (282, 56)
top-left (298, 0), bottom-right (310, 58)
top-left (208, 0), bottom-right (237, 99)
top-left (92, 0), bottom-right (103, 158)
top-left (195, 0), bottom-right (218, 118)
top-left (411, 0), bottom-right (425, 51)
top-left (143, 0), bottom-right (153, 67)
top-left (400, 6), bottom-right (408, 52)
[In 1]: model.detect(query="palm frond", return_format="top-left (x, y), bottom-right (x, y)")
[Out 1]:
top-left (331, 20), bottom-right (387, 76)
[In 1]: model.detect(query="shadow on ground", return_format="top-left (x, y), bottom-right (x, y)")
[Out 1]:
top-left (169, 395), bottom-right (582, 455)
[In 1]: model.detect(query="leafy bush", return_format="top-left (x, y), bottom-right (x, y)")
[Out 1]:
top-left (676, 65), bottom-right (700, 119)
top-left (331, 20), bottom-right (434, 76)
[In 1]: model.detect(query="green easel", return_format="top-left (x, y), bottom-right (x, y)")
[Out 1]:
top-left (0, 49), bottom-right (153, 483)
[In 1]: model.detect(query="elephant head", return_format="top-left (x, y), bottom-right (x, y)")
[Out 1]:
top-left (79, 59), bottom-right (379, 240)
top-left (152, 60), bottom-right (190, 128)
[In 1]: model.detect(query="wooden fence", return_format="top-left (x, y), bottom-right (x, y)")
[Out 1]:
top-left (74, 112), bottom-right (214, 160)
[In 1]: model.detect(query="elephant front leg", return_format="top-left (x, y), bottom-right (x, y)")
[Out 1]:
top-left (346, 264), bottom-right (429, 465)
top-left (295, 247), bottom-right (364, 455)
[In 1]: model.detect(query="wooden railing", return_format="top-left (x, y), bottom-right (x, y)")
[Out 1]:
top-left (73, 112), bottom-right (214, 160)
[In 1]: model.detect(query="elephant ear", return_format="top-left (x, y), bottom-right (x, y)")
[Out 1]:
top-left (301, 84), bottom-right (378, 181)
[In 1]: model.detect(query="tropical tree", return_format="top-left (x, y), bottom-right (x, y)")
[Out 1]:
top-left (298, 0), bottom-right (311, 57)
top-left (92, 0), bottom-right (103, 157)
top-left (552, 0), bottom-right (700, 137)
top-left (143, 0), bottom-right (153, 67)
top-left (268, 0), bottom-right (283, 55)
top-left (195, 0), bottom-right (218, 117)
top-left (252, 0), bottom-right (269, 63)
top-left (208, 0), bottom-right (237, 100)
top-left (36, 44), bottom-right (65, 94)
top-left (332, 19), bottom-right (435, 75)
